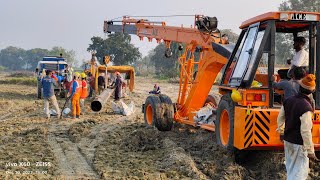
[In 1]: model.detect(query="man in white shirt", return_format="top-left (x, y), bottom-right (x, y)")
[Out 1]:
top-left (287, 37), bottom-right (308, 78)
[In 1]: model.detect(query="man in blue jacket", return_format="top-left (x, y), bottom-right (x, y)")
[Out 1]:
top-left (41, 70), bottom-right (61, 119)
top-left (272, 67), bottom-right (305, 100)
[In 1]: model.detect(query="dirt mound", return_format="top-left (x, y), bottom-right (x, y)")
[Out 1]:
top-left (120, 128), bottom-right (161, 152)
top-left (160, 138), bottom-right (208, 179)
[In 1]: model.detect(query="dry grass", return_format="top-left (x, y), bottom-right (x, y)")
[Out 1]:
top-left (0, 77), bottom-right (37, 86)
top-left (7, 71), bottom-right (35, 77)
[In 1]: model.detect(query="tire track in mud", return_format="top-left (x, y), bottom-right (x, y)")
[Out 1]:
top-left (76, 122), bottom-right (118, 165)
top-left (47, 122), bottom-right (99, 179)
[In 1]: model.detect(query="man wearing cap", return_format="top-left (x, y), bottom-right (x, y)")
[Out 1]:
top-left (41, 70), bottom-right (61, 119)
top-left (277, 74), bottom-right (318, 179)
top-left (287, 36), bottom-right (309, 78)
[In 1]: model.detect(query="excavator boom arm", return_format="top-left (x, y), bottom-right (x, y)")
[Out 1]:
top-left (104, 16), bottom-right (224, 48)
top-left (103, 16), bottom-right (231, 120)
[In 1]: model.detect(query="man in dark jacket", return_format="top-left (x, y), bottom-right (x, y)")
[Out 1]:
top-left (277, 74), bottom-right (318, 179)
top-left (114, 72), bottom-right (122, 101)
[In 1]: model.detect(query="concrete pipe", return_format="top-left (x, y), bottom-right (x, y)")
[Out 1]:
top-left (91, 88), bottom-right (115, 112)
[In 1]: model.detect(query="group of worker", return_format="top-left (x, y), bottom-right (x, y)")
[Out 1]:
top-left (42, 70), bottom-right (88, 120)
top-left (272, 36), bottom-right (318, 179)
top-left (43, 68), bottom-right (136, 120)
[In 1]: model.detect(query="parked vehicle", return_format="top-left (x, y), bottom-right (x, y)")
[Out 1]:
top-left (35, 56), bottom-right (69, 99)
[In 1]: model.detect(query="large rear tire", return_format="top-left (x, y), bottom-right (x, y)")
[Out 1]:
top-left (156, 94), bottom-right (174, 131)
top-left (216, 93), bottom-right (235, 150)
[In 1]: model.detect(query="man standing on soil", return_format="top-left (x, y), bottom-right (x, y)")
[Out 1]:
top-left (98, 73), bottom-right (105, 95)
top-left (277, 74), bottom-right (318, 179)
top-left (87, 72), bottom-right (95, 97)
top-left (42, 70), bottom-right (61, 119)
top-left (114, 72), bottom-right (123, 101)
top-left (69, 72), bottom-right (82, 119)
top-left (80, 73), bottom-right (88, 114)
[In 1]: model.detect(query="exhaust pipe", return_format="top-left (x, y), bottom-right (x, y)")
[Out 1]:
top-left (91, 88), bottom-right (115, 112)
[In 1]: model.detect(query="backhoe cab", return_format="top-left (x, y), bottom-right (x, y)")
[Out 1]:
top-left (216, 11), bottom-right (320, 150)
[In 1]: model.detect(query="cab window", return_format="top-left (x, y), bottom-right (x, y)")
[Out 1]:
top-left (229, 23), bottom-right (259, 86)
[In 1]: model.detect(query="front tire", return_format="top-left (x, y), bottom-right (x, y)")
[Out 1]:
top-left (216, 94), bottom-right (235, 150)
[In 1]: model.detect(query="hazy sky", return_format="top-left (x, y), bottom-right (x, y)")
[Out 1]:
top-left (0, 0), bottom-right (281, 63)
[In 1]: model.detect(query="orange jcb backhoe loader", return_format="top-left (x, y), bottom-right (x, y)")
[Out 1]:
top-left (104, 12), bottom-right (320, 152)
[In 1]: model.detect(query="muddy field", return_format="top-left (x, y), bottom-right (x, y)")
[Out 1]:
top-left (0, 75), bottom-right (319, 179)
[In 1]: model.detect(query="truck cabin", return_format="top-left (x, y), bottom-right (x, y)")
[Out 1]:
top-left (36, 56), bottom-right (68, 76)
top-left (220, 11), bottom-right (320, 109)
top-left (83, 63), bottom-right (92, 73)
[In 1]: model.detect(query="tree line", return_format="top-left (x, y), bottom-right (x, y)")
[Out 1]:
top-left (0, 46), bottom-right (76, 71)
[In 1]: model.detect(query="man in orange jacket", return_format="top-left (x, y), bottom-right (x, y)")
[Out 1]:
top-left (69, 72), bottom-right (82, 119)
top-left (80, 73), bottom-right (88, 114)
